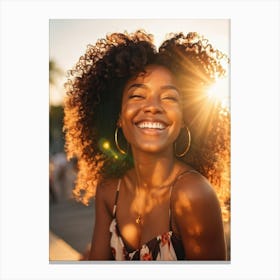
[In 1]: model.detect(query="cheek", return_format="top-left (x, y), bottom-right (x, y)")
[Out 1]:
top-left (168, 105), bottom-right (184, 125)
top-left (120, 104), bottom-right (136, 126)
top-left (121, 99), bottom-right (144, 120)
top-left (119, 104), bottom-right (137, 141)
top-left (170, 109), bottom-right (184, 140)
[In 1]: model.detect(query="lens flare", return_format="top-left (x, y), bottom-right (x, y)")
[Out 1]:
top-left (98, 138), bottom-right (121, 160)
top-left (102, 141), bottom-right (110, 150)
top-left (206, 76), bottom-right (229, 108)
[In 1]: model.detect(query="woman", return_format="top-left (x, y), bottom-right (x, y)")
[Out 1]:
top-left (64, 30), bottom-right (230, 261)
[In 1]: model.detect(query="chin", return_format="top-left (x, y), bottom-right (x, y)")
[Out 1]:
top-left (134, 143), bottom-right (173, 155)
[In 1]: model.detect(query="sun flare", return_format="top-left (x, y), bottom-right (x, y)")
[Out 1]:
top-left (206, 76), bottom-right (229, 108)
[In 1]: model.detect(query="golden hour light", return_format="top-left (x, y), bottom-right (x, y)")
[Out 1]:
top-left (55, 22), bottom-right (231, 261)
top-left (206, 76), bottom-right (229, 108)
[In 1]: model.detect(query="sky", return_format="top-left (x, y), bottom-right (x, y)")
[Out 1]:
top-left (49, 19), bottom-right (230, 105)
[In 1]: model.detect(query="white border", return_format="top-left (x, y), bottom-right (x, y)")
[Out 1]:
top-left (1, 1), bottom-right (279, 280)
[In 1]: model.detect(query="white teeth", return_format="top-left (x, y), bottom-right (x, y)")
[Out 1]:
top-left (137, 122), bottom-right (165, 130)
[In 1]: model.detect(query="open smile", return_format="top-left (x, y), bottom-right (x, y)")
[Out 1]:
top-left (135, 121), bottom-right (167, 130)
top-left (135, 120), bottom-right (167, 130)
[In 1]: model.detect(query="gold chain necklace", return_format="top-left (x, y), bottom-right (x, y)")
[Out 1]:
top-left (134, 183), bottom-right (170, 225)
top-left (133, 169), bottom-right (183, 225)
top-left (135, 185), bottom-right (145, 225)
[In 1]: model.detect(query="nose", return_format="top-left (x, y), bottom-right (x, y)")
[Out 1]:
top-left (143, 96), bottom-right (163, 114)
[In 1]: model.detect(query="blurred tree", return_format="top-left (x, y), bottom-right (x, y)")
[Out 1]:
top-left (50, 105), bottom-right (65, 155)
top-left (49, 60), bottom-right (64, 85)
top-left (49, 59), bottom-right (65, 155)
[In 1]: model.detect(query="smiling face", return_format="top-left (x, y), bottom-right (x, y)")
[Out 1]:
top-left (119, 65), bottom-right (184, 156)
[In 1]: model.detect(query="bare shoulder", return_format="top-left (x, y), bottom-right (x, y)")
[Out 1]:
top-left (172, 170), bottom-right (219, 209)
top-left (171, 170), bottom-right (223, 235)
top-left (172, 170), bottom-right (226, 260)
top-left (96, 178), bottom-right (120, 196)
top-left (95, 178), bottom-right (120, 216)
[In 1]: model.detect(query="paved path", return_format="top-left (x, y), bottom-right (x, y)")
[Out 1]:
top-left (49, 231), bottom-right (82, 261)
top-left (49, 199), bottom-right (95, 260)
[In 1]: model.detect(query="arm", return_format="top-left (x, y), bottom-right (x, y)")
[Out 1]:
top-left (173, 174), bottom-right (226, 260)
top-left (88, 181), bottom-right (114, 260)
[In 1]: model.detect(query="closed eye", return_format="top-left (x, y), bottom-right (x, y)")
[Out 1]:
top-left (162, 95), bottom-right (179, 101)
top-left (161, 86), bottom-right (180, 102)
top-left (161, 92), bottom-right (180, 102)
top-left (128, 94), bottom-right (145, 100)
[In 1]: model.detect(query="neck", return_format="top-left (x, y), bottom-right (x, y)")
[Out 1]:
top-left (131, 148), bottom-right (179, 190)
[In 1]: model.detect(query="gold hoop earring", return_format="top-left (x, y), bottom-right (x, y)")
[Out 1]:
top-left (175, 126), bottom-right (191, 158)
top-left (114, 127), bottom-right (127, 155)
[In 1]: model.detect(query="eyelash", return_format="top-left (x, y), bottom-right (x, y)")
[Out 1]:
top-left (161, 93), bottom-right (181, 102)
top-left (128, 93), bottom-right (179, 102)
top-left (129, 94), bottom-right (144, 99)
top-left (162, 96), bottom-right (178, 101)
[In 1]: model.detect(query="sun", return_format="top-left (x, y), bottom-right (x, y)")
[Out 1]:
top-left (207, 76), bottom-right (230, 108)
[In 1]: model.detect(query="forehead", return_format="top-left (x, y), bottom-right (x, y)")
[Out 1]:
top-left (125, 65), bottom-right (176, 87)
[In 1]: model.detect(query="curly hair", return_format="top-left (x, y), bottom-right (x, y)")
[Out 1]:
top-left (63, 30), bottom-right (230, 221)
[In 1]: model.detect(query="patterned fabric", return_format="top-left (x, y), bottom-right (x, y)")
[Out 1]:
top-left (109, 218), bottom-right (184, 260)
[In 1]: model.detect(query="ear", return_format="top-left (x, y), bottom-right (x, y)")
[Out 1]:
top-left (117, 116), bottom-right (122, 128)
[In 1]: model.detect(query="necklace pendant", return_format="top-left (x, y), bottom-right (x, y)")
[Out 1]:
top-left (136, 215), bottom-right (142, 224)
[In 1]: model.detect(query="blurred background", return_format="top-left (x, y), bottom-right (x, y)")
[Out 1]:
top-left (49, 19), bottom-right (230, 261)
top-left (49, 59), bottom-right (94, 261)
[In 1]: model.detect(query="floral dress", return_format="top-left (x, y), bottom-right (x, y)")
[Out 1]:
top-left (110, 218), bottom-right (185, 260)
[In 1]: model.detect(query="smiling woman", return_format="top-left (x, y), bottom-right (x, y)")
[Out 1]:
top-left (63, 30), bottom-right (230, 261)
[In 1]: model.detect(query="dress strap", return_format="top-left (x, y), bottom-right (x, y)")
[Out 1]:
top-left (169, 169), bottom-right (200, 230)
top-left (112, 179), bottom-right (121, 218)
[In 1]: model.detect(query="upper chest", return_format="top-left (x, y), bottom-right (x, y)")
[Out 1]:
top-left (113, 184), bottom-right (173, 250)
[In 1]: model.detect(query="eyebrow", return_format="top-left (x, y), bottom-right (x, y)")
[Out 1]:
top-left (161, 85), bottom-right (180, 93)
top-left (127, 84), bottom-right (180, 93)
top-left (127, 84), bottom-right (148, 91)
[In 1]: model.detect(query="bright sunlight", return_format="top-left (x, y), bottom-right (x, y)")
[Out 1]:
top-left (207, 76), bottom-right (230, 109)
